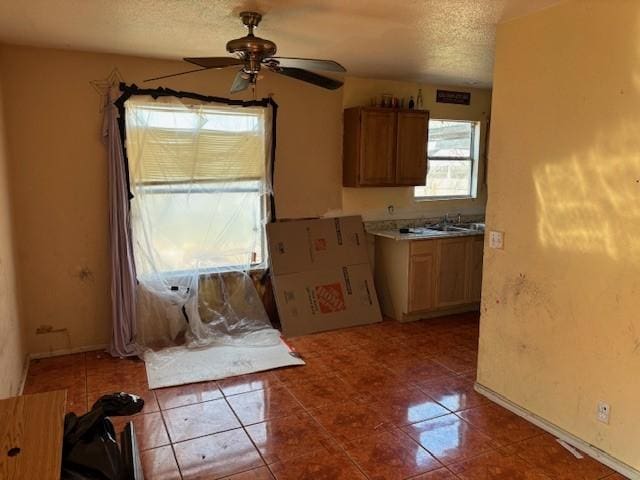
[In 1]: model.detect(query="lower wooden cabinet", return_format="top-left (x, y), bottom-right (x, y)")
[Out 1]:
top-left (375, 234), bottom-right (484, 321)
top-left (408, 253), bottom-right (436, 312)
top-left (435, 237), bottom-right (468, 308)
top-left (467, 235), bottom-right (484, 302)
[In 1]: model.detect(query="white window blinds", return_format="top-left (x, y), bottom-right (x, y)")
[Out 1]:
top-left (125, 98), bottom-right (267, 184)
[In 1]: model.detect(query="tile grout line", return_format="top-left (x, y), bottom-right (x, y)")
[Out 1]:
top-left (254, 376), bottom-right (342, 480)
top-left (328, 350), bottom-right (493, 480)
top-left (31, 318), bottom-right (604, 480)
top-left (404, 466), bottom-right (463, 480)
top-left (276, 369), bottom-right (374, 480)
top-left (264, 360), bottom-right (363, 470)
top-left (277, 353), bottom-right (478, 479)
top-left (158, 401), bottom-right (185, 480)
top-left (269, 352), bottom-right (457, 479)
top-left (220, 385), bottom-right (274, 477)
top-left (510, 432), bottom-right (579, 478)
top-left (280, 350), bottom-right (494, 479)
top-left (82, 353), bottom-right (88, 413)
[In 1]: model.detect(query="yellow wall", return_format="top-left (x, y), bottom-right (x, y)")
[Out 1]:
top-left (340, 77), bottom-right (492, 221)
top-left (0, 67), bottom-right (26, 397)
top-left (479, 0), bottom-right (640, 470)
top-left (0, 44), bottom-right (343, 354)
top-left (0, 43), bottom-right (491, 357)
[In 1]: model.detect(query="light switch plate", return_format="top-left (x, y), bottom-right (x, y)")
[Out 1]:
top-left (489, 231), bottom-right (504, 249)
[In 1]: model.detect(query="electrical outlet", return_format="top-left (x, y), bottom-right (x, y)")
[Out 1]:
top-left (597, 401), bottom-right (610, 424)
top-left (489, 230), bottom-right (504, 249)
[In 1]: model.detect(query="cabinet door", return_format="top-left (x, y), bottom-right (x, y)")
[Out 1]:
top-left (359, 110), bottom-right (396, 185)
top-left (466, 235), bottom-right (484, 302)
top-left (395, 111), bottom-right (429, 185)
top-left (436, 237), bottom-right (468, 307)
top-left (408, 252), bottom-right (436, 312)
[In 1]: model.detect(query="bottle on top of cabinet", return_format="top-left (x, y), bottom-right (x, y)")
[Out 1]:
top-left (416, 88), bottom-right (424, 110)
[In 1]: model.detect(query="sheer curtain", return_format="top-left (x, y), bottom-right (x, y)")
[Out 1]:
top-left (123, 95), bottom-right (279, 351)
top-left (105, 86), bottom-right (139, 357)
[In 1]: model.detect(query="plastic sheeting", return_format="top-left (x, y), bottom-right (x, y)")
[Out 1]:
top-left (144, 341), bottom-right (305, 389)
top-left (124, 95), bottom-right (280, 352)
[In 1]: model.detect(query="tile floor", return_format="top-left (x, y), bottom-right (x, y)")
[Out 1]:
top-left (24, 313), bottom-right (626, 480)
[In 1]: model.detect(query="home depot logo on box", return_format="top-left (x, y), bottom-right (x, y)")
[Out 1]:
top-left (315, 283), bottom-right (346, 313)
top-left (314, 238), bottom-right (327, 251)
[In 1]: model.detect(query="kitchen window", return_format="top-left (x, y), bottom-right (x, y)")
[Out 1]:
top-left (124, 99), bottom-right (271, 276)
top-left (414, 119), bottom-right (480, 200)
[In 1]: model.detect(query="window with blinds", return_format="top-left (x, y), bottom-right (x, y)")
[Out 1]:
top-left (124, 99), bottom-right (270, 274)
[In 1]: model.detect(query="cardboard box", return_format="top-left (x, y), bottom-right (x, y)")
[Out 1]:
top-left (267, 216), bottom-right (369, 275)
top-left (267, 216), bottom-right (382, 337)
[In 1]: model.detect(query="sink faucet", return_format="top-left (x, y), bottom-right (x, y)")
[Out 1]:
top-left (443, 213), bottom-right (450, 225)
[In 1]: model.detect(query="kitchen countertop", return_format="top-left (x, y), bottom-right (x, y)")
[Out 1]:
top-left (368, 227), bottom-right (485, 241)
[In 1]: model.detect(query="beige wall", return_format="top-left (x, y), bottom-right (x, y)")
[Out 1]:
top-left (0, 43), bottom-right (490, 357)
top-left (340, 77), bottom-right (492, 221)
top-left (479, 0), bottom-right (640, 470)
top-left (0, 44), bottom-right (343, 354)
top-left (0, 67), bottom-right (26, 397)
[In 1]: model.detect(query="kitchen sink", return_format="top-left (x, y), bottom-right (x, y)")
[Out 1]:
top-left (426, 224), bottom-right (466, 232)
top-left (454, 222), bottom-right (485, 231)
top-left (432, 222), bottom-right (485, 231)
top-left (396, 222), bottom-right (484, 236)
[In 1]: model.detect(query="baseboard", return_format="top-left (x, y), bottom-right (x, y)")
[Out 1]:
top-left (474, 382), bottom-right (640, 479)
top-left (29, 343), bottom-right (108, 360)
top-left (400, 304), bottom-right (480, 323)
top-left (18, 344), bottom-right (110, 396)
top-left (18, 353), bottom-right (30, 395)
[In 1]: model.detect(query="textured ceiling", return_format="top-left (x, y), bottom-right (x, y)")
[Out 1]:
top-left (0, 0), bottom-right (563, 87)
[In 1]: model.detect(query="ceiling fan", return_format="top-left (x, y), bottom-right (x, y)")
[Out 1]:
top-left (146, 11), bottom-right (346, 93)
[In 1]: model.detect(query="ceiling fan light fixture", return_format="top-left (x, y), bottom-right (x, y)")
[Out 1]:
top-left (145, 10), bottom-right (346, 92)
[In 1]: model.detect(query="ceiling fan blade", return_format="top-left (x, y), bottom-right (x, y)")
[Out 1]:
top-left (184, 57), bottom-right (244, 69)
top-left (274, 67), bottom-right (343, 90)
top-left (144, 67), bottom-right (211, 82)
top-left (230, 70), bottom-right (251, 94)
top-left (266, 57), bottom-right (346, 72)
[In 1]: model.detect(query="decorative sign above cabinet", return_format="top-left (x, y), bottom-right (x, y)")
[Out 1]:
top-left (436, 89), bottom-right (471, 105)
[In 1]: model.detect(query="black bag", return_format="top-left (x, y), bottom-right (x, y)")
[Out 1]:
top-left (61, 393), bottom-right (144, 480)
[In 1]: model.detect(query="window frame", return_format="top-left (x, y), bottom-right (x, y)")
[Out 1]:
top-left (123, 98), bottom-right (272, 276)
top-left (414, 119), bottom-right (480, 201)
top-left (135, 180), bottom-right (269, 275)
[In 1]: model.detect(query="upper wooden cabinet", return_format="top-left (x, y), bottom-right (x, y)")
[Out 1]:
top-left (359, 109), bottom-right (396, 185)
top-left (396, 112), bottom-right (430, 185)
top-left (343, 107), bottom-right (429, 187)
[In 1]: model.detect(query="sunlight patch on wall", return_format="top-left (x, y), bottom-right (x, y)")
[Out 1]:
top-left (534, 154), bottom-right (640, 261)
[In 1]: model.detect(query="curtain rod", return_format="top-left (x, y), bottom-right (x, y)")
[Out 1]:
top-left (115, 83), bottom-right (277, 109)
